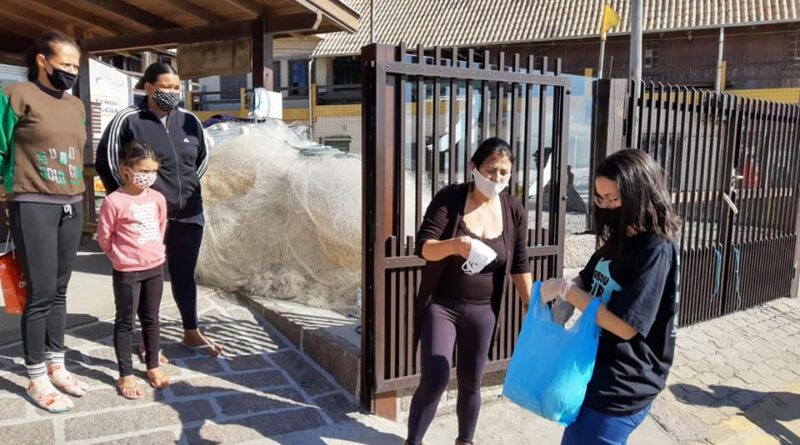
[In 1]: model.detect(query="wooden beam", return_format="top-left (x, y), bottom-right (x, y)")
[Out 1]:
top-left (0, 7), bottom-right (75, 37)
top-left (81, 20), bottom-right (255, 53)
top-left (27, 0), bottom-right (127, 36)
top-left (77, 0), bottom-right (181, 30)
top-left (223, 0), bottom-right (264, 16)
top-left (266, 12), bottom-right (322, 34)
top-left (0, 51), bottom-right (25, 66)
top-left (168, 0), bottom-right (225, 24)
top-left (251, 17), bottom-right (274, 90)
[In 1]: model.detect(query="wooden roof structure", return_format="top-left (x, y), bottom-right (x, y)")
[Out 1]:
top-left (0, 0), bottom-right (359, 60)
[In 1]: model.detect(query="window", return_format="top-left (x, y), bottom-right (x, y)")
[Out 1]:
top-left (220, 74), bottom-right (247, 101)
top-left (332, 56), bottom-right (361, 85)
top-left (788, 33), bottom-right (800, 60)
top-left (288, 60), bottom-right (309, 96)
top-left (644, 41), bottom-right (660, 68)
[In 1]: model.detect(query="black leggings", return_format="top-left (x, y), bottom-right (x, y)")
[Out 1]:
top-left (164, 221), bottom-right (203, 330)
top-left (113, 265), bottom-right (163, 376)
top-left (406, 300), bottom-right (496, 445)
top-left (9, 202), bottom-right (83, 366)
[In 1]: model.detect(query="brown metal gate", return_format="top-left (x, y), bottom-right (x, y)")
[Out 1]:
top-left (625, 82), bottom-right (800, 326)
top-left (360, 44), bottom-right (571, 410)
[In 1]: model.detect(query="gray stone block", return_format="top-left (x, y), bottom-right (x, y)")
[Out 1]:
top-left (313, 392), bottom-right (359, 423)
top-left (182, 357), bottom-right (225, 374)
top-left (269, 350), bottom-right (337, 396)
top-left (0, 420), bottom-right (55, 445)
top-left (225, 353), bottom-right (270, 371)
top-left (0, 397), bottom-right (27, 420)
top-left (93, 431), bottom-right (178, 445)
top-left (215, 387), bottom-right (305, 416)
top-left (65, 400), bottom-right (215, 441)
top-left (184, 407), bottom-right (327, 443)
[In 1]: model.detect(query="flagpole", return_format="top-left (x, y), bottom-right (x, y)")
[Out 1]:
top-left (598, 35), bottom-right (606, 78)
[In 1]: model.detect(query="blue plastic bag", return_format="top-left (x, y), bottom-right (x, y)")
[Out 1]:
top-left (503, 281), bottom-right (602, 426)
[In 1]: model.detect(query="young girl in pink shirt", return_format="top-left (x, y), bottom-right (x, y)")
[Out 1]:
top-left (97, 141), bottom-right (171, 399)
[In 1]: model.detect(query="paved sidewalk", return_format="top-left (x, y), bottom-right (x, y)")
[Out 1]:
top-left (1, 278), bottom-right (798, 443)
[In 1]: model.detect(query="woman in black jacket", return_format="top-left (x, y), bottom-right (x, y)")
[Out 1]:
top-left (96, 62), bottom-right (219, 357)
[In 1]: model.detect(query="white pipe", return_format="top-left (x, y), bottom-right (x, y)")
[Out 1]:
top-left (715, 28), bottom-right (725, 92)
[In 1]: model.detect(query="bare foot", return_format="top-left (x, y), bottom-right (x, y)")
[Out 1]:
top-left (146, 367), bottom-right (171, 390)
top-left (116, 376), bottom-right (144, 400)
top-left (181, 329), bottom-right (223, 357)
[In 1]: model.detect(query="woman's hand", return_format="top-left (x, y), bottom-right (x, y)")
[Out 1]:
top-left (540, 278), bottom-right (571, 303)
top-left (451, 236), bottom-right (472, 259)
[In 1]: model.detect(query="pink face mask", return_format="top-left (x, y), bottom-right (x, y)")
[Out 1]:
top-left (130, 171), bottom-right (157, 189)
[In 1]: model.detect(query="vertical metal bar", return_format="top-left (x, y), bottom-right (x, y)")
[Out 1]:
top-left (482, 50), bottom-right (491, 140)
top-left (397, 44), bottom-right (407, 243)
top-left (752, 101), bottom-right (771, 242)
top-left (655, 83), bottom-right (666, 165)
top-left (773, 104), bottom-right (790, 234)
top-left (449, 47), bottom-right (458, 184)
top-left (536, 56), bottom-right (548, 245)
top-left (686, 89), bottom-right (701, 251)
top-left (646, 81), bottom-right (656, 154)
top-left (555, 58), bottom-right (569, 277)
top-left (465, 49), bottom-right (474, 180)
top-left (415, 45), bottom-right (425, 231)
top-left (496, 52), bottom-right (505, 139)
top-left (522, 55), bottom-right (535, 213)
top-left (509, 53), bottom-right (521, 198)
top-left (388, 238), bottom-right (397, 378)
top-left (677, 87), bottom-right (692, 253)
top-left (699, 92), bottom-right (715, 249)
top-left (739, 99), bottom-right (757, 246)
top-left (636, 80), bottom-right (645, 149)
top-left (432, 47), bottom-right (442, 196)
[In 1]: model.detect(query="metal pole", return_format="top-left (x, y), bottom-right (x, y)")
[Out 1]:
top-left (598, 38), bottom-right (606, 78)
top-left (308, 59), bottom-right (314, 138)
top-left (715, 27), bottom-right (725, 92)
top-left (629, 0), bottom-right (643, 148)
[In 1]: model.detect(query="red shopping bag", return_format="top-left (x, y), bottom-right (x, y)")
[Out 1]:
top-left (0, 250), bottom-right (26, 315)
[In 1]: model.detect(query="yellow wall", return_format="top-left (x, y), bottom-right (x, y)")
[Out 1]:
top-left (728, 87), bottom-right (800, 104)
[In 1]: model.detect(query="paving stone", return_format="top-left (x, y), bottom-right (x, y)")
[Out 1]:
top-left (694, 406), bottom-right (728, 425)
top-left (0, 420), bottom-right (55, 445)
top-left (182, 356), bottom-right (225, 374)
top-left (313, 392), bottom-right (359, 423)
top-left (215, 387), bottom-right (306, 416)
top-left (93, 431), bottom-right (178, 445)
top-left (184, 407), bottom-right (327, 443)
top-left (37, 387), bottom-right (165, 414)
top-left (160, 342), bottom-right (201, 360)
top-left (736, 370), bottom-right (763, 385)
top-left (225, 353), bottom-right (270, 371)
top-left (170, 369), bottom-right (288, 397)
top-left (70, 322), bottom-right (114, 343)
top-left (269, 350), bottom-right (337, 396)
top-left (65, 400), bottom-right (215, 441)
top-left (0, 397), bottom-right (27, 420)
top-left (728, 390), bottom-right (764, 410)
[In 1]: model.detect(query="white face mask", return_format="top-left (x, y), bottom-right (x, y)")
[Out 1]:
top-left (462, 237), bottom-right (498, 275)
top-left (472, 169), bottom-right (508, 199)
top-left (130, 171), bottom-right (157, 190)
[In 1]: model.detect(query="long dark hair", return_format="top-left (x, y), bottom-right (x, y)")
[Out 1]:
top-left (25, 33), bottom-right (79, 81)
top-left (134, 62), bottom-right (178, 90)
top-left (471, 137), bottom-right (515, 168)
top-left (595, 149), bottom-right (680, 248)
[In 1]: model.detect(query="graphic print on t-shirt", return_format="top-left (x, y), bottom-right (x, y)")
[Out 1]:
top-left (589, 258), bottom-right (622, 304)
top-left (130, 202), bottom-right (161, 245)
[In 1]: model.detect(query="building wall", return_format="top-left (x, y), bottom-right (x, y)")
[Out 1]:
top-left (496, 24), bottom-right (799, 90)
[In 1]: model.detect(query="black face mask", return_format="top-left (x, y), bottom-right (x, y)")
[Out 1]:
top-left (595, 207), bottom-right (622, 229)
top-left (46, 61), bottom-right (78, 91)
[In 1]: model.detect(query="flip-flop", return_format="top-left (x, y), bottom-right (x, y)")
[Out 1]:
top-left (116, 380), bottom-right (144, 400)
top-left (145, 370), bottom-right (171, 390)
top-left (181, 340), bottom-right (223, 357)
top-left (136, 344), bottom-right (168, 365)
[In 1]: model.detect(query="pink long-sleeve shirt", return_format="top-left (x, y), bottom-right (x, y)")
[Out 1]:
top-left (97, 188), bottom-right (167, 272)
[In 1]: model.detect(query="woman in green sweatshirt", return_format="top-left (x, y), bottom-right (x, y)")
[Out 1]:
top-left (0, 33), bottom-right (89, 413)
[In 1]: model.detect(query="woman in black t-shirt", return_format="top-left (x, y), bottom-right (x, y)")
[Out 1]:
top-left (406, 138), bottom-right (533, 445)
top-left (541, 149), bottom-right (681, 445)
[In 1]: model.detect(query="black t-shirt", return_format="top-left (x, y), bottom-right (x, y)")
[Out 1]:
top-left (578, 232), bottom-right (680, 415)
top-left (435, 220), bottom-right (507, 304)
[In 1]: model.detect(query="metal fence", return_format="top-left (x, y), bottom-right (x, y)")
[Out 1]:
top-left (625, 82), bottom-right (800, 326)
top-left (360, 43), bottom-right (571, 409)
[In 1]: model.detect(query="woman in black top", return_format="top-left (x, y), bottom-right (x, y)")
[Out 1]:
top-left (406, 138), bottom-right (533, 445)
top-left (540, 149), bottom-right (681, 445)
top-left (96, 62), bottom-right (219, 357)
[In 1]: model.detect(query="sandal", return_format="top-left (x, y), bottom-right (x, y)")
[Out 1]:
top-left (146, 368), bottom-right (171, 390)
top-left (136, 344), bottom-right (168, 365)
top-left (26, 379), bottom-right (74, 413)
top-left (48, 364), bottom-right (88, 397)
top-left (116, 377), bottom-right (144, 400)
